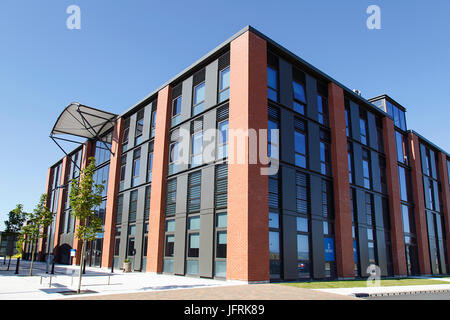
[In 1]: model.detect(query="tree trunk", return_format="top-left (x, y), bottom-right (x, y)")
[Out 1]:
top-left (77, 239), bottom-right (86, 294)
top-left (29, 240), bottom-right (36, 276)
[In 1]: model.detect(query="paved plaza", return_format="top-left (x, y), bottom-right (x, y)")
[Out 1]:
top-left (2, 258), bottom-right (450, 300)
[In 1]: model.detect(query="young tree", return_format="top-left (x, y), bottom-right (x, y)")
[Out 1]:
top-left (3, 204), bottom-right (26, 268)
top-left (16, 194), bottom-right (53, 276)
top-left (69, 157), bottom-right (104, 294)
top-left (4, 204), bottom-right (27, 234)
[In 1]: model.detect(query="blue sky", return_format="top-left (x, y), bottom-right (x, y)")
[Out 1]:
top-left (0, 0), bottom-right (449, 228)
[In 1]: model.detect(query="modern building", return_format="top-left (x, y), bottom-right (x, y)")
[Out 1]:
top-left (29, 26), bottom-right (450, 282)
top-left (0, 232), bottom-right (18, 257)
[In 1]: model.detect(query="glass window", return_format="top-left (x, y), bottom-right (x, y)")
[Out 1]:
top-left (135, 109), bottom-right (144, 145)
top-left (119, 155), bottom-right (126, 191)
top-left (320, 131), bottom-right (331, 176)
top-left (131, 148), bottom-right (141, 187)
top-left (216, 231), bottom-right (227, 259)
top-left (362, 149), bottom-right (371, 189)
top-left (269, 231), bottom-right (280, 258)
top-left (191, 120), bottom-right (203, 168)
top-left (166, 219), bottom-right (175, 232)
top-left (269, 211), bottom-right (279, 229)
top-left (150, 110), bottom-right (157, 138)
top-left (293, 81), bottom-right (306, 115)
top-left (398, 166), bottom-right (409, 202)
top-left (297, 234), bottom-right (309, 261)
top-left (193, 82), bottom-right (205, 116)
top-left (217, 120), bottom-right (229, 159)
top-left (296, 217), bottom-right (308, 233)
top-left (396, 131), bottom-right (407, 164)
top-left (345, 107), bottom-right (351, 137)
top-left (317, 95), bottom-right (329, 126)
top-left (165, 235), bottom-right (174, 257)
top-left (402, 205), bottom-right (411, 233)
top-left (219, 67), bottom-right (230, 103)
top-left (360, 111), bottom-right (368, 145)
top-left (216, 213), bottom-right (227, 228)
top-left (267, 66), bottom-right (278, 101)
top-left (295, 131), bottom-right (307, 168)
top-left (171, 96), bottom-right (182, 126)
top-left (122, 118), bottom-right (130, 152)
top-left (188, 233), bottom-right (200, 257)
top-left (348, 143), bottom-right (354, 184)
top-left (168, 142), bottom-right (178, 175)
top-left (188, 216), bottom-right (200, 230)
top-left (268, 119), bottom-right (279, 159)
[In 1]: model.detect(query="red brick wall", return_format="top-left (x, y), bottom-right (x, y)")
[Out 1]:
top-left (227, 30), bottom-right (269, 282)
top-left (73, 140), bottom-right (94, 265)
top-left (408, 132), bottom-right (431, 275)
top-left (52, 156), bottom-right (69, 252)
top-left (146, 85), bottom-right (172, 273)
top-left (101, 118), bottom-right (124, 268)
top-left (328, 83), bottom-right (354, 278)
top-left (437, 152), bottom-right (450, 266)
top-left (382, 117), bottom-right (407, 276)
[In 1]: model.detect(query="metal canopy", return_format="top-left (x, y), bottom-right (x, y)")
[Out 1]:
top-left (51, 102), bottom-right (117, 139)
top-left (50, 103), bottom-right (118, 169)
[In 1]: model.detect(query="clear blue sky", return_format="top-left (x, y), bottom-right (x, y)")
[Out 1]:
top-left (0, 0), bottom-right (449, 228)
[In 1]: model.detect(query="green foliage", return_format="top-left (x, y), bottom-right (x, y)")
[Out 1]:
top-left (16, 194), bottom-right (53, 275)
top-left (124, 258), bottom-right (130, 263)
top-left (17, 194), bottom-right (53, 249)
top-left (4, 204), bottom-right (27, 234)
top-left (69, 157), bottom-right (105, 242)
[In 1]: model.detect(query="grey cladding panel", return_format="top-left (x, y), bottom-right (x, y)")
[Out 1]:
top-left (280, 109), bottom-right (294, 164)
top-left (205, 60), bottom-right (218, 110)
top-left (199, 212), bottom-right (214, 278)
top-left (305, 74), bottom-right (318, 121)
top-left (279, 58), bottom-right (293, 108)
top-left (308, 122), bottom-right (321, 173)
top-left (180, 76), bottom-right (193, 122)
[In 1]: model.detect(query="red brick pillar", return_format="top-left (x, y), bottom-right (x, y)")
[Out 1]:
top-left (328, 83), bottom-right (354, 279)
top-left (146, 85), bottom-right (172, 273)
top-left (73, 140), bottom-right (94, 265)
top-left (382, 117), bottom-right (407, 276)
top-left (437, 152), bottom-right (450, 266)
top-left (37, 168), bottom-right (53, 258)
top-left (101, 118), bottom-right (124, 268)
top-left (227, 30), bottom-right (269, 282)
top-left (52, 156), bottom-right (69, 254)
top-left (408, 132), bottom-right (431, 275)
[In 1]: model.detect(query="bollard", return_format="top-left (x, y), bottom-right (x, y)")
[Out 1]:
top-left (7, 257), bottom-right (11, 271)
top-left (14, 258), bottom-right (20, 274)
top-left (51, 259), bottom-right (55, 275)
top-left (108, 275), bottom-right (110, 285)
top-left (83, 259), bottom-right (86, 274)
top-left (111, 261), bottom-right (114, 274)
top-left (49, 276), bottom-right (52, 288)
top-left (40, 276), bottom-right (43, 285)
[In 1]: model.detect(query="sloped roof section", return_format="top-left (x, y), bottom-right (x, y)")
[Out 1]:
top-left (51, 103), bottom-right (117, 139)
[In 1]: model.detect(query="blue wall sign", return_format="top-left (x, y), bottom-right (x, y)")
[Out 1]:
top-left (324, 238), bottom-right (335, 262)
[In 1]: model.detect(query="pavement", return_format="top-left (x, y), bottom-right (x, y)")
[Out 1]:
top-left (1, 258), bottom-right (450, 300)
top-left (66, 283), bottom-right (358, 300)
top-left (0, 259), bottom-right (236, 300)
top-left (312, 278), bottom-right (450, 298)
